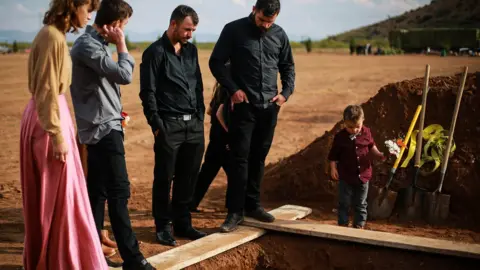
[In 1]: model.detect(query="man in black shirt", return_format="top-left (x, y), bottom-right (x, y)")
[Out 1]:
top-left (139, 5), bottom-right (206, 246)
top-left (209, 0), bottom-right (295, 232)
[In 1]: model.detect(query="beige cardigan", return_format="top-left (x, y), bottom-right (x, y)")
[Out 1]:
top-left (28, 25), bottom-right (71, 146)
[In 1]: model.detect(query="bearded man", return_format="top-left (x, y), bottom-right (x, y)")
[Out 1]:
top-left (139, 4), bottom-right (206, 246)
top-left (209, 0), bottom-right (295, 232)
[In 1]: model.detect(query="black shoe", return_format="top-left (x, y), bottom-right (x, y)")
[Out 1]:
top-left (245, 208), bottom-right (275, 223)
top-left (105, 257), bottom-right (123, 268)
top-left (123, 259), bottom-right (156, 270)
top-left (220, 212), bottom-right (244, 233)
top-left (175, 227), bottom-right (207, 240)
top-left (155, 227), bottom-right (177, 247)
top-left (189, 207), bottom-right (201, 213)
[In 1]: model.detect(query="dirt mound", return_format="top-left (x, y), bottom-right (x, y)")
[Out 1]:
top-left (262, 72), bottom-right (480, 223)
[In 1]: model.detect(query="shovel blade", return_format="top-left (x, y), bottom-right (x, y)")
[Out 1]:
top-left (404, 186), bottom-right (415, 207)
top-left (424, 192), bottom-right (450, 224)
top-left (368, 186), bottom-right (398, 220)
top-left (399, 189), bottom-right (424, 220)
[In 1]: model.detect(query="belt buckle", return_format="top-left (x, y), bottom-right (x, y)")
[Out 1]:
top-left (183, 114), bottom-right (192, 121)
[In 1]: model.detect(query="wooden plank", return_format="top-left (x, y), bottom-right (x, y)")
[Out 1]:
top-left (110, 205), bottom-right (312, 270)
top-left (242, 219), bottom-right (480, 259)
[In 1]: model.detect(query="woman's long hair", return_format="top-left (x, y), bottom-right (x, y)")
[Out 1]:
top-left (43, 0), bottom-right (100, 33)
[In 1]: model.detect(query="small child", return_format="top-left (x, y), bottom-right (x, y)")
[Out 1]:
top-left (328, 105), bottom-right (385, 229)
top-left (190, 72), bottom-right (230, 211)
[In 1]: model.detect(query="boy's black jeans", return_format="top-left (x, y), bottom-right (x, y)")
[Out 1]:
top-left (86, 130), bottom-right (143, 264)
top-left (338, 179), bottom-right (369, 227)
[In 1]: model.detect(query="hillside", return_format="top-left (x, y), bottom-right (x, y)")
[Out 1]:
top-left (330, 0), bottom-right (480, 44)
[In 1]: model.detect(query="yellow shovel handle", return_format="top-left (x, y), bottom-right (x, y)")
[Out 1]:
top-left (393, 105), bottom-right (423, 169)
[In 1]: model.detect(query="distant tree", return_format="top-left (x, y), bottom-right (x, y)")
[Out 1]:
top-left (13, 40), bottom-right (18, 53)
top-left (327, 35), bottom-right (337, 41)
top-left (125, 35), bottom-right (135, 50)
top-left (395, 36), bottom-right (402, 49)
top-left (349, 38), bottom-right (356, 55)
top-left (302, 37), bottom-right (312, 53)
top-left (192, 36), bottom-right (197, 46)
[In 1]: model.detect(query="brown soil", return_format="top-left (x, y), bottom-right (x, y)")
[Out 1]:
top-left (192, 233), bottom-right (479, 270)
top-left (188, 73), bottom-right (480, 269)
top-left (1, 52), bottom-right (480, 269)
top-left (262, 72), bottom-right (480, 227)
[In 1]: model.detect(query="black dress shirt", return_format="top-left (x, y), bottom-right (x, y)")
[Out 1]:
top-left (209, 14), bottom-right (295, 105)
top-left (140, 32), bottom-right (205, 132)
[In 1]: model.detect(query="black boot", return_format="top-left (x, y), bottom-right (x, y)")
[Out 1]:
top-left (174, 227), bottom-right (207, 240)
top-left (220, 212), bottom-right (244, 233)
top-left (122, 259), bottom-right (156, 270)
top-left (155, 226), bottom-right (177, 246)
top-left (245, 208), bottom-right (275, 223)
top-left (189, 205), bottom-right (201, 213)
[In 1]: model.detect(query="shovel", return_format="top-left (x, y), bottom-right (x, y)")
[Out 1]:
top-left (424, 66), bottom-right (468, 224)
top-left (369, 105), bottom-right (423, 220)
top-left (399, 65), bottom-right (431, 220)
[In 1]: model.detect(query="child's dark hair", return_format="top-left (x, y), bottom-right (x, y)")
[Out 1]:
top-left (343, 105), bottom-right (364, 122)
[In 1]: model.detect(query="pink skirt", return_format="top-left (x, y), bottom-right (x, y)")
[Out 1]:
top-left (20, 94), bottom-right (108, 270)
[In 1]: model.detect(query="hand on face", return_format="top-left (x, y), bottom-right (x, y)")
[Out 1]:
top-left (102, 25), bottom-right (125, 44)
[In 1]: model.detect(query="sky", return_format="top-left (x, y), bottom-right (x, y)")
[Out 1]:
top-left (0, 0), bottom-right (432, 41)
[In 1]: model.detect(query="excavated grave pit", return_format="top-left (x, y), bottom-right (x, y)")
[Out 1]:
top-left (192, 233), bottom-right (479, 270)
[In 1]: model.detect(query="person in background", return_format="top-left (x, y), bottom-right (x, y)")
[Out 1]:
top-left (190, 64), bottom-right (231, 211)
top-left (19, 0), bottom-right (108, 269)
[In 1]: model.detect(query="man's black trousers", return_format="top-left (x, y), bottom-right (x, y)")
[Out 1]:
top-left (86, 130), bottom-right (143, 264)
top-left (152, 116), bottom-right (204, 231)
top-left (226, 102), bottom-right (279, 213)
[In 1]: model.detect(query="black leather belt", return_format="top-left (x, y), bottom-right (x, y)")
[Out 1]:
top-left (251, 101), bottom-right (276, 109)
top-left (162, 113), bottom-right (194, 121)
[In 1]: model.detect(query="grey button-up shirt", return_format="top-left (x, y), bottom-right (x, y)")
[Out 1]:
top-left (70, 25), bottom-right (135, 145)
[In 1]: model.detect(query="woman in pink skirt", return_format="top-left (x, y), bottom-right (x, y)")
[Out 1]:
top-left (19, 0), bottom-right (108, 269)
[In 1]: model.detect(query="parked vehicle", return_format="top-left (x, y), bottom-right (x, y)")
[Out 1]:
top-left (0, 45), bottom-right (13, 54)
